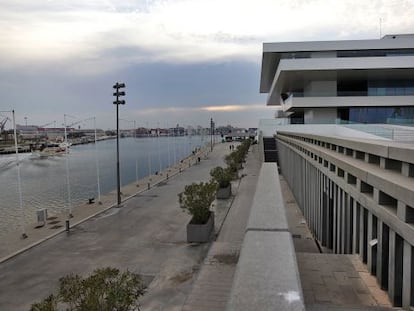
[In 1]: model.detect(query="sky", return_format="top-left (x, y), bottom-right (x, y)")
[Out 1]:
top-left (1, 0), bottom-right (414, 130)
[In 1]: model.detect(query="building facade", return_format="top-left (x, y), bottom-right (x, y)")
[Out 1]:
top-left (260, 34), bottom-right (414, 124)
top-left (259, 35), bottom-right (414, 309)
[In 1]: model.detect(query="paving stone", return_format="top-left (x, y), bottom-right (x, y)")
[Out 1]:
top-left (313, 284), bottom-right (331, 302)
top-left (333, 271), bottom-right (351, 285)
top-left (322, 275), bottom-right (338, 287)
top-left (359, 271), bottom-right (378, 287)
top-left (356, 293), bottom-right (377, 306)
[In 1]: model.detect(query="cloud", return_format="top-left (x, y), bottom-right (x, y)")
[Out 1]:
top-left (1, 0), bottom-right (414, 74)
top-left (2, 0), bottom-right (414, 129)
top-left (202, 104), bottom-right (265, 112)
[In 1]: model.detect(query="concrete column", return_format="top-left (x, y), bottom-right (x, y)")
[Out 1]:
top-left (359, 206), bottom-right (364, 260)
top-left (373, 188), bottom-right (380, 204)
top-left (333, 184), bottom-right (337, 253)
top-left (388, 231), bottom-right (404, 306)
top-left (322, 174), bottom-right (328, 247)
top-left (328, 179), bottom-right (333, 250)
top-left (377, 220), bottom-right (383, 285)
top-left (345, 194), bottom-right (351, 254)
top-left (380, 157), bottom-right (386, 169)
top-left (352, 199), bottom-right (358, 254)
top-left (341, 191), bottom-right (346, 254)
top-left (317, 170), bottom-right (322, 240)
top-left (388, 230), bottom-right (396, 303)
top-left (367, 211), bottom-right (373, 273)
top-left (315, 170), bottom-right (319, 240)
top-left (401, 162), bottom-right (410, 177)
top-left (402, 241), bottom-right (413, 308)
top-left (339, 188), bottom-right (344, 254)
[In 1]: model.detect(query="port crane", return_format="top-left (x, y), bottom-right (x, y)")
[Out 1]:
top-left (0, 116), bottom-right (10, 133)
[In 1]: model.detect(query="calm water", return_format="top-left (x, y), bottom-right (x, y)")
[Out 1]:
top-left (0, 136), bottom-right (208, 236)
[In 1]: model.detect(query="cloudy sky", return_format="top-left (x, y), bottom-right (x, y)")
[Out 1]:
top-left (1, 0), bottom-right (414, 130)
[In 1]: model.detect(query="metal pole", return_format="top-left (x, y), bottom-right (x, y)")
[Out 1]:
top-left (64, 114), bottom-right (72, 218)
top-left (147, 122), bottom-right (152, 180)
top-left (173, 126), bottom-right (177, 165)
top-left (116, 94), bottom-right (121, 206)
top-left (13, 110), bottom-right (27, 239)
top-left (157, 122), bottom-right (161, 174)
top-left (94, 117), bottom-right (101, 202)
top-left (210, 118), bottom-right (213, 152)
top-left (112, 82), bottom-right (125, 206)
top-left (167, 122), bottom-right (171, 168)
top-left (134, 120), bottom-right (139, 185)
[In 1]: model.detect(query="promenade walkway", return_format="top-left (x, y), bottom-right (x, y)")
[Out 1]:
top-left (0, 142), bottom-right (233, 310)
top-left (0, 147), bottom-right (209, 263)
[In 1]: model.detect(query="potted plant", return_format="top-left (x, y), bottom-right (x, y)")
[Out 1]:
top-left (179, 181), bottom-right (217, 243)
top-left (224, 140), bottom-right (251, 173)
top-left (210, 166), bottom-right (232, 199)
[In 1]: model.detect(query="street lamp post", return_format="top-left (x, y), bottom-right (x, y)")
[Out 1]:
top-left (210, 118), bottom-right (214, 152)
top-left (63, 114), bottom-right (73, 218)
top-left (113, 82), bottom-right (126, 206)
top-left (12, 110), bottom-right (27, 239)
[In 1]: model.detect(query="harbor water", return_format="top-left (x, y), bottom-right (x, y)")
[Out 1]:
top-left (0, 135), bottom-right (209, 236)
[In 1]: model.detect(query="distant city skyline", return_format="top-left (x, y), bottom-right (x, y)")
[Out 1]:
top-left (1, 0), bottom-right (414, 129)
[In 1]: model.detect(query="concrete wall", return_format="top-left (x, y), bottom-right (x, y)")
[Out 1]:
top-left (276, 132), bottom-right (414, 308)
top-left (304, 107), bottom-right (338, 124)
top-left (304, 80), bottom-right (337, 97)
top-left (227, 163), bottom-right (305, 311)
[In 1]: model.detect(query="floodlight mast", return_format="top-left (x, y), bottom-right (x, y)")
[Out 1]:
top-left (113, 82), bottom-right (126, 206)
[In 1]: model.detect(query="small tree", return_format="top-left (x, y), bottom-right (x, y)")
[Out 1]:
top-left (178, 181), bottom-right (217, 224)
top-left (210, 166), bottom-right (232, 188)
top-left (30, 267), bottom-right (145, 311)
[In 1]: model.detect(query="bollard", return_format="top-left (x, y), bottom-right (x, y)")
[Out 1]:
top-left (66, 220), bottom-right (70, 232)
top-left (179, 167), bottom-right (182, 173)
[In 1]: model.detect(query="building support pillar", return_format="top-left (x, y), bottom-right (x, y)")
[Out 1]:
top-left (352, 199), bottom-right (358, 254)
top-left (402, 241), bottom-right (413, 308)
top-left (367, 211), bottom-right (373, 273)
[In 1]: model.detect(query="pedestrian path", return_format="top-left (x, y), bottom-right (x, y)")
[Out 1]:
top-left (182, 144), bottom-right (262, 311)
top-left (0, 142), bottom-right (238, 310)
top-left (0, 147), bottom-right (210, 263)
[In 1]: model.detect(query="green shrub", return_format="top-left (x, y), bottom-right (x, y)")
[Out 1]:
top-left (178, 181), bottom-right (217, 224)
top-left (30, 267), bottom-right (145, 311)
top-left (210, 166), bottom-right (232, 188)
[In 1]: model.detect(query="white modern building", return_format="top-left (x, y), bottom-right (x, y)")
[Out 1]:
top-left (258, 35), bottom-right (414, 309)
top-left (260, 34), bottom-right (414, 124)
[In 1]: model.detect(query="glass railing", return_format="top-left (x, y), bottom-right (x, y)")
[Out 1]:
top-left (338, 120), bottom-right (414, 140)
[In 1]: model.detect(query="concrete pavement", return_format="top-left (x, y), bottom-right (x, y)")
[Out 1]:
top-left (183, 144), bottom-right (262, 311)
top-left (0, 142), bottom-right (234, 310)
top-left (0, 147), bottom-right (209, 263)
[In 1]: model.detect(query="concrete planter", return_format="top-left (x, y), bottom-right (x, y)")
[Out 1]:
top-left (216, 184), bottom-right (231, 199)
top-left (187, 212), bottom-right (214, 243)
